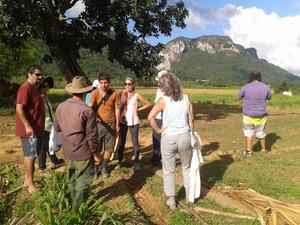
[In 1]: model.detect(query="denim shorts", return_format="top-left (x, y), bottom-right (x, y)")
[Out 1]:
top-left (21, 136), bottom-right (42, 157)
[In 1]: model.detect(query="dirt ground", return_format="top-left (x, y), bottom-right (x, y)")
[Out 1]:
top-left (0, 114), bottom-right (260, 225)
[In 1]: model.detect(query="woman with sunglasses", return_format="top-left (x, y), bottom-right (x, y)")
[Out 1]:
top-left (116, 77), bottom-right (150, 170)
top-left (37, 77), bottom-right (64, 172)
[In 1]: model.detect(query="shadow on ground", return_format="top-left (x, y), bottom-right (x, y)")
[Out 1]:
top-left (138, 103), bottom-right (242, 121)
top-left (200, 154), bottom-right (234, 197)
top-left (202, 141), bottom-right (220, 156)
top-left (253, 133), bottom-right (281, 152)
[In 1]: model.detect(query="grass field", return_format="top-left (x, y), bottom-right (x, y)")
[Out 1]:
top-left (1, 87), bottom-right (300, 224)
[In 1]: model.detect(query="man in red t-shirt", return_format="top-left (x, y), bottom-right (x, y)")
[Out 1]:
top-left (15, 64), bottom-right (45, 193)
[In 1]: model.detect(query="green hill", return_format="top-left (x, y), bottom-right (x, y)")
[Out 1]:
top-left (159, 35), bottom-right (300, 84)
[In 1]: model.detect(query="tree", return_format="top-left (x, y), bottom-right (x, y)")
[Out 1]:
top-left (0, 0), bottom-right (188, 82)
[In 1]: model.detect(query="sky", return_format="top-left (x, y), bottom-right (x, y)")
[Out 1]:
top-left (67, 0), bottom-right (300, 76)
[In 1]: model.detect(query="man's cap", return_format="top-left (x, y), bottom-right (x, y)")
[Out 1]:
top-left (155, 70), bottom-right (168, 81)
top-left (65, 76), bottom-right (93, 94)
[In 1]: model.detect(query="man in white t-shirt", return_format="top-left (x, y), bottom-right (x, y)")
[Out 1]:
top-left (151, 70), bottom-right (167, 167)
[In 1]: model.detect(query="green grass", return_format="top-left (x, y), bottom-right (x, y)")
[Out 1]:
top-left (199, 112), bottom-right (300, 200)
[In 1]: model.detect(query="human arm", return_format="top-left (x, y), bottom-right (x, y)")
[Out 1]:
top-left (115, 92), bottom-right (121, 133)
top-left (86, 110), bottom-right (101, 164)
top-left (189, 102), bottom-right (194, 131)
top-left (16, 104), bottom-right (33, 136)
top-left (148, 97), bottom-right (165, 134)
top-left (137, 94), bottom-right (150, 112)
top-left (237, 86), bottom-right (245, 100)
top-left (266, 88), bottom-right (272, 100)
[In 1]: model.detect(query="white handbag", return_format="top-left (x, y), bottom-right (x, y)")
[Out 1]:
top-left (49, 126), bottom-right (62, 155)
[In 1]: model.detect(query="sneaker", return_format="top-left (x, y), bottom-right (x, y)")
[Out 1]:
top-left (133, 162), bottom-right (142, 170)
top-left (261, 149), bottom-right (268, 153)
top-left (243, 150), bottom-right (252, 156)
top-left (115, 162), bottom-right (122, 170)
top-left (101, 168), bottom-right (110, 178)
top-left (166, 198), bottom-right (176, 210)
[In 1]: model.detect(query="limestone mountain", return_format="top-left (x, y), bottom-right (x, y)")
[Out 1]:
top-left (157, 35), bottom-right (300, 84)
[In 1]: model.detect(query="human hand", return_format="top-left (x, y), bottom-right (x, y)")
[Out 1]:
top-left (157, 126), bottom-right (166, 134)
top-left (25, 125), bottom-right (34, 137)
top-left (94, 154), bottom-right (102, 165)
top-left (116, 123), bottom-right (120, 134)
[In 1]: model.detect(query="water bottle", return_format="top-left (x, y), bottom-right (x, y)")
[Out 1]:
top-left (28, 136), bottom-right (38, 153)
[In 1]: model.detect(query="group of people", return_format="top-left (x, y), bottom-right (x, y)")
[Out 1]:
top-left (15, 64), bottom-right (271, 210)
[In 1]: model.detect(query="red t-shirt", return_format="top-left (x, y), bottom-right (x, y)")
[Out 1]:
top-left (15, 81), bottom-right (45, 137)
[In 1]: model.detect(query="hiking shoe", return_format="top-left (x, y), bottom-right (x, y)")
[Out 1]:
top-left (133, 162), bottom-right (142, 170)
top-left (166, 198), bottom-right (176, 210)
top-left (101, 168), bottom-right (110, 178)
top-left (243, 150), bottom-right (252, 156)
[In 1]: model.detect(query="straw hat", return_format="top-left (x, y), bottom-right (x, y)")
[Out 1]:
top-left (155, 70), bottom-right (168, 81)
top-left (65, 76), bottom-right (93, 94)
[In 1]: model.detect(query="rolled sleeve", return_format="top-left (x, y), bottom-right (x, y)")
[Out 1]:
top-left (85, 110), bottom-right (98, 154)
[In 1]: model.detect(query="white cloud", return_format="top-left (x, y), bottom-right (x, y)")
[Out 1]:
top-left (185, 11), bottom-right (206, 29)
top-left (225, 7), bottom-right (300, 75)
top-left (185, 4), bottom-right (238, 30)
top-left (65, 0), bottom-right (85, 18)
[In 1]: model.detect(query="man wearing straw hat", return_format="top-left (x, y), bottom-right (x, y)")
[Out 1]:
top-left (53, 76), bottom-right (101, 209)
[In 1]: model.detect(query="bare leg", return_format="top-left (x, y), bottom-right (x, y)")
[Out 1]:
top-left (259, 138), bottom-right (266, 151)
top-left (24, 157), bottom-right (37, 193)
top-left (246, 136), bottom-right (253, 151)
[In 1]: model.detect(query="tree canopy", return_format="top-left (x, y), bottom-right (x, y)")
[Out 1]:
top-left (0, 0), bottom-right (188, 82)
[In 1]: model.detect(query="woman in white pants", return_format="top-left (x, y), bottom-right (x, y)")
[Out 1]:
top-left (148, 73), bottom-right (194, 209)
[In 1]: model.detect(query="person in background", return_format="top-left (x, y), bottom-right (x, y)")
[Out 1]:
top-left (151, 70), bottom-right (168, 167)
top-left (116, 77), bottom-right (150, 170)
top-left (53, 76), bottom-right (101, 209)
top-left (148, 73), bottom-right (194, 209)
top-left (85, 79), bottom-right (99, 105)
top-left (37, 77), bottom-right (64, 171)
top-left (238, 71), bottom-right (272, 156)
top-left (88, 72), bottom-right (120, 178)
top-left (15, 64), bottom-right (45, 193)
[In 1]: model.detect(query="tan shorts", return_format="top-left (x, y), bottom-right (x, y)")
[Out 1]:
top-left (97, 121), bottom-right (116, 152)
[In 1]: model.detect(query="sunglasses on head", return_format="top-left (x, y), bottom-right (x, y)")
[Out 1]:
top-left (124, 83), bottom-right (133, 86)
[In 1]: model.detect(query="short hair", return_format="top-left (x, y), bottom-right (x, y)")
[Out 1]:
top-left (248, 71), bottom-right (262, 82)
top-left (158, 73), bottom-right (182, 101)
top-left (98, 72), bottom-right (110, 83)
top-left (28, 64), bottom-right (42, 74)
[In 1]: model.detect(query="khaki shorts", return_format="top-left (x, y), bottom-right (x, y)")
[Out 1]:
top-left (97, 121), bottom-right (116, 152)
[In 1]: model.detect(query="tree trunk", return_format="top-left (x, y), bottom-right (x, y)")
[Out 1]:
top-left (49, 45), bottom-right (86, 83)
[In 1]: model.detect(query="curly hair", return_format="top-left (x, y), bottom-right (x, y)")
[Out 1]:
top-left (158, 73), bottom-right (182, 101)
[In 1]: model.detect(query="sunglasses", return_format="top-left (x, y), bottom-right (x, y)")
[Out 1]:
top-left (124, 83), bottom-right (133, 86)
top-left (34, 73), bottom-right (43, 77)
top-left (40, 84), bottom-right (49, 88)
